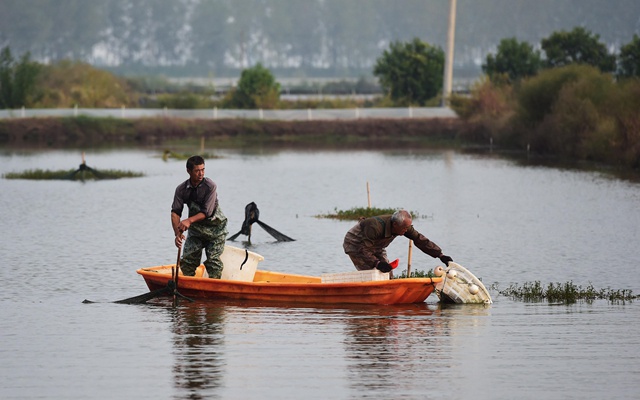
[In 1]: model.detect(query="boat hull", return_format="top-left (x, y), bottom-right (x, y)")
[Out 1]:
top-left (137, 266), bottom-right (442, 305)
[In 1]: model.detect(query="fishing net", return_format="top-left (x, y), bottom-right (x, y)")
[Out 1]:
top-left (228, 202), bottom-right (295, 242)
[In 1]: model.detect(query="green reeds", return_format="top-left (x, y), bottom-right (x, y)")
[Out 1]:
top-left (500, 281), bottom-right (637, 304)
top-left (394, 268), bottom-right (435, 279)
top-left (161, 149), bottom-right (222, 161)
top-left (3, 168), bottom-right (143, 180)
top-left (316, 207), bottom-right (419, 220)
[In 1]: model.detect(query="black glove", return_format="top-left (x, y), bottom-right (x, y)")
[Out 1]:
top-left (376, 261), bottom-right (393, 273)
top-left (439, 255), bottom-right (453, 266)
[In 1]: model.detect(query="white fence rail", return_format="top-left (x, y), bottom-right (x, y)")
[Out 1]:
top-left (0, 106), bottom-right (457, 120)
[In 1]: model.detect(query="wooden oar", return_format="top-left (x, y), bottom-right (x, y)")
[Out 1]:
top-left (170, 238), bottom-right (194, 305)
top-left (173, 244), bottom-right (182, 304)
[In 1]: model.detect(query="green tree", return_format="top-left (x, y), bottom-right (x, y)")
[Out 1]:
top-left (541, 27), bottom-right (616, 72)
top-left (618, 34), bottom-right (640, 78)
top-left (483, 37), bottom-right (541, 83)
top-left (0, 46), bottom-right (41, 108)
top-left (224, 63), bottom-right (280, 109)
top-left (373, 38), bottom-right (444, 105)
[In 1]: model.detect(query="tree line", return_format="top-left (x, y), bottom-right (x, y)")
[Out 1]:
top-left (2, 25), bottom-right (640, 110)
top-left (1, 0), bottom-right (639, 77)
top-left (1, 23), bottom-right (639, 170)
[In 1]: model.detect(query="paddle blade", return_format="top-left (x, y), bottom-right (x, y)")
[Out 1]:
top-left (113, 287), bottom-right (170, 304)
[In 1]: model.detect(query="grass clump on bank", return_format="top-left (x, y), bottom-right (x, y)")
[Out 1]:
top-left (161, 149), bottom-right (222, 161)
top-left (500, 281), bottom-right (637, 304)
top-left (315, 207), bottom-right (419, 220)
top-left (3, 168), bottom-right (143, 181)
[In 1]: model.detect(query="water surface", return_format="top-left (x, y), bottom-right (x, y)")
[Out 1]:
top-left (1, 148), bottom-right (638, 399)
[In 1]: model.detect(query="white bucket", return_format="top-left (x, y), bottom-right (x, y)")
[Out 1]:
top-left (220, 245), bottom-right (265, 282)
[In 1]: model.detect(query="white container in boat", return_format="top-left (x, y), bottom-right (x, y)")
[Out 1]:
top-left (220, 245), bottom-right (265, 282)
top-left (320, 269), bottom-right (389, 283)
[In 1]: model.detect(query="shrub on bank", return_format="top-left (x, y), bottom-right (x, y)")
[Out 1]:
top-left (450, 77), bottom-right (515, 144)
top-left (455, 64), bottom-right (640, 170)
top-left (519, 66), bottom-right (617, 159)
top-left (610, 79), bottom-right (640, 169)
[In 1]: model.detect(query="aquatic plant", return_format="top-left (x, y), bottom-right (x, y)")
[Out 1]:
top-left (315, 207), bottom-right (419, 220)
top-left (394, 268), bottom-right (435, 279)
top-left (161, 149), bottom-right (222, 161)
top-left (500, 281), bottom-right (637, 304)
top-left (3, 168), bottom-right (143, 181)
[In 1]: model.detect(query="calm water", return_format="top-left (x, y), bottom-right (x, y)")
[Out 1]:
top-left (1, 147), bottom-right (639, 400)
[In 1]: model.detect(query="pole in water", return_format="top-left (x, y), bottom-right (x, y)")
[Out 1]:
top-left (367, 181), bottom-right (371, 208)
top-left (407, 240), bottom-right (413, 277)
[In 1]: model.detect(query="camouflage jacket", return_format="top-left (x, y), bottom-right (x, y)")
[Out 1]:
top-left (342, 214), bottom-right (443, 267)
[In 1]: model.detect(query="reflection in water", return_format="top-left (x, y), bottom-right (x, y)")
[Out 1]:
top-left (342, 303), bottom-right (445, 394)
top-left (169, 302), bottom-right (227, 398)
top-left (342, 302), bottom-right (493, 397)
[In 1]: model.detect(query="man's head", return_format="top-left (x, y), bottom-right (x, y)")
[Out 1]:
top-left (186, 155), bottom-right (205, 171)
top-left (186, 155), bottom-right (205, 185)
top-left (391, 210), bottom-right (412, 235)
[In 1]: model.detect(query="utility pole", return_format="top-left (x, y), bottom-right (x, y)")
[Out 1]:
top-left (442, 0), bottom-right (457, 106)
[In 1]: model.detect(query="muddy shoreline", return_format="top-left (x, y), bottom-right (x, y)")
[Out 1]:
top-left (0, 116), bottom-right (475, 149)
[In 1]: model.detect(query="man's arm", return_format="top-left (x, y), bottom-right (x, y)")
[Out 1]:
top-left (171, 212), bottom-right (182, 237)
top-left (176, 212), bottom-right (206, 232)
top-left (405, 226), bottom-right (443, 258)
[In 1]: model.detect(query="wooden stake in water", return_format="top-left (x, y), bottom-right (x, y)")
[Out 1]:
top-left (367, 181), bottom-right (371, 208)
top-left (407, 240), bottom-right (413, 277)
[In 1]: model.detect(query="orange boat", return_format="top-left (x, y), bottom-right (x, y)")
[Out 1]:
top-left (136, 246), bottom-right (442, 305)
top-left (137, 266), bottom-right (442, 305)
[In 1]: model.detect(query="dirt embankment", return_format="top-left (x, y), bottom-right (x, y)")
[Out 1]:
top-left (0, 117), bottom-right (473, 148)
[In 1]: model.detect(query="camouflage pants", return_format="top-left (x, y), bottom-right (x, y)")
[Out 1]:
top-left (346, 252), bottom-right (387, 271)
top-left (181, 205), bottom-right (228, 278)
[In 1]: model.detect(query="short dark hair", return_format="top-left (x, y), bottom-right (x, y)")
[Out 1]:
top-left (186, 155), bottom-right (205, 171)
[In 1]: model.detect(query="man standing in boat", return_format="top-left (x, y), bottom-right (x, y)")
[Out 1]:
top-left (171, 155), bottom-right (228, 278)
top-left (343, 209), bottom-right (453, 273)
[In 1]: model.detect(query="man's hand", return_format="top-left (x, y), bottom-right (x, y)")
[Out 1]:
top-left (178, 218), bottom-right (191, 232)
top-left (439, 255), bottom-right (453, 266)
top-left (175, 233), bottom-right (185, 248)
top-left (376, 261), bottom-right (393, 273)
